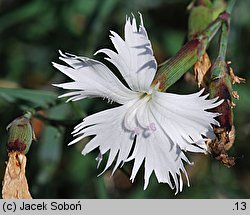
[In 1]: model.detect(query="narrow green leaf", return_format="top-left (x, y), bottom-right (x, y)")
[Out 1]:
top-left (0, 88), bottom-right (57, 108)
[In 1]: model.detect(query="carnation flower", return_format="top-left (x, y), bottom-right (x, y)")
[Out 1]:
top-left (53, 13), bottom-right (222, 193)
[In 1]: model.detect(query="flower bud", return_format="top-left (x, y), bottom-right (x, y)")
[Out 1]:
top-left (208, 58), bottom-right (236, 167)
top-left (6, 112), bottom-right (35, 154)
top-left (209, 59), bottom-right (233, 131)
top-left (188, 0), bottom-right (226, 39)
top-left (188, 0), bottom-right (213, 39)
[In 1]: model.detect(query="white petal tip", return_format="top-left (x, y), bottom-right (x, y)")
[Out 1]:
top-left (81, 150), bottom-right (87, 156)
top-left (217, 98), bottom-right (225, 105)
top-left (93, 50), bottom-right (101, 56)
top-left (68, 142), bottom-right (75, 146)
top-left (68, 135), bottom-right (84, 146)
top-left (71, 130), bottom-right (78, 135)
top-left (52, 83), bottom-right (60, 88)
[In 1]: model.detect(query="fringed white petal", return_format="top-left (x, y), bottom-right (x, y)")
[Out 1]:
top-left (125, 101), bottom-right (191, 193)
top-left (150, 89), bottom-right (223, 152)
top-left (72, 104), bottom-right (136, 176)
top-left (53, 51), bottom-right (140, 104)
top-left (96, 13), bottom-right (157, 93)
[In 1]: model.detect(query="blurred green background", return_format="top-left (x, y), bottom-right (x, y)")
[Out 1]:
top-left (0, 0), bottom-right (249, 198)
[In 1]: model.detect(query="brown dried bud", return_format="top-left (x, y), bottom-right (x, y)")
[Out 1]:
top-left (2, 152), bottom-right (32, 199)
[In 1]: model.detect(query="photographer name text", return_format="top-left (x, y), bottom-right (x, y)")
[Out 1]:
top-left (2, 201), bottom-right (83, 212)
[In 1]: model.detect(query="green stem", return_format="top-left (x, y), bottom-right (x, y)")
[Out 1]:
top-left (153, 11), bottom-right (227, 91)
top-left (226, 0), bottom-right (236, 14)
top-left (197, 14), bottom-right (222, 43)
top-left (208, 0), bottom-right (236, 132)
top-left (218, 0), bottom-right (235, 60)
top-left (218, 22), bottom-right (229, 61)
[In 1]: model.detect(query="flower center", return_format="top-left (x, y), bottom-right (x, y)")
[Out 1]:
top-left (123, 83), bottom-right (160, 132)
top-left (140, 82), bottom-right (160, 101)
top-left (140, 92), bottom-right (152, 102)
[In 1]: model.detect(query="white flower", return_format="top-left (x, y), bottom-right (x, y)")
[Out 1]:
top-left (53, 13), bottom-right (222, 193)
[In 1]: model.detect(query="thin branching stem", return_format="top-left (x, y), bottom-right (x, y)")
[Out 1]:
top-left (226, 0), bottom-right (236, 14)
top-left (218, 0), bottom-right (236, 60)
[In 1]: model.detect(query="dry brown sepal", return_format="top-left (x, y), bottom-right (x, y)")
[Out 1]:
top-left (2, 152), bottom-right (32, 199)
top-left (207, 126), bottom-right (235, 168)
top-left (229, 67), bottom-right (246, 85)
top-left (193, 52), bottom-right (211, 88)
top-left (232, 91), bottom-right (239, 100)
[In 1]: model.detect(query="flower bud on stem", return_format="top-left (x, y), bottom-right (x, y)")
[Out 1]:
top-left (207, 0), bottom-right (244, 167)
top-left (2, 112), bottom-right (35, 199)
top-left (6, 112), bottom-right (35, 155)
top-left (152, 10), bottom-right (229, 91)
